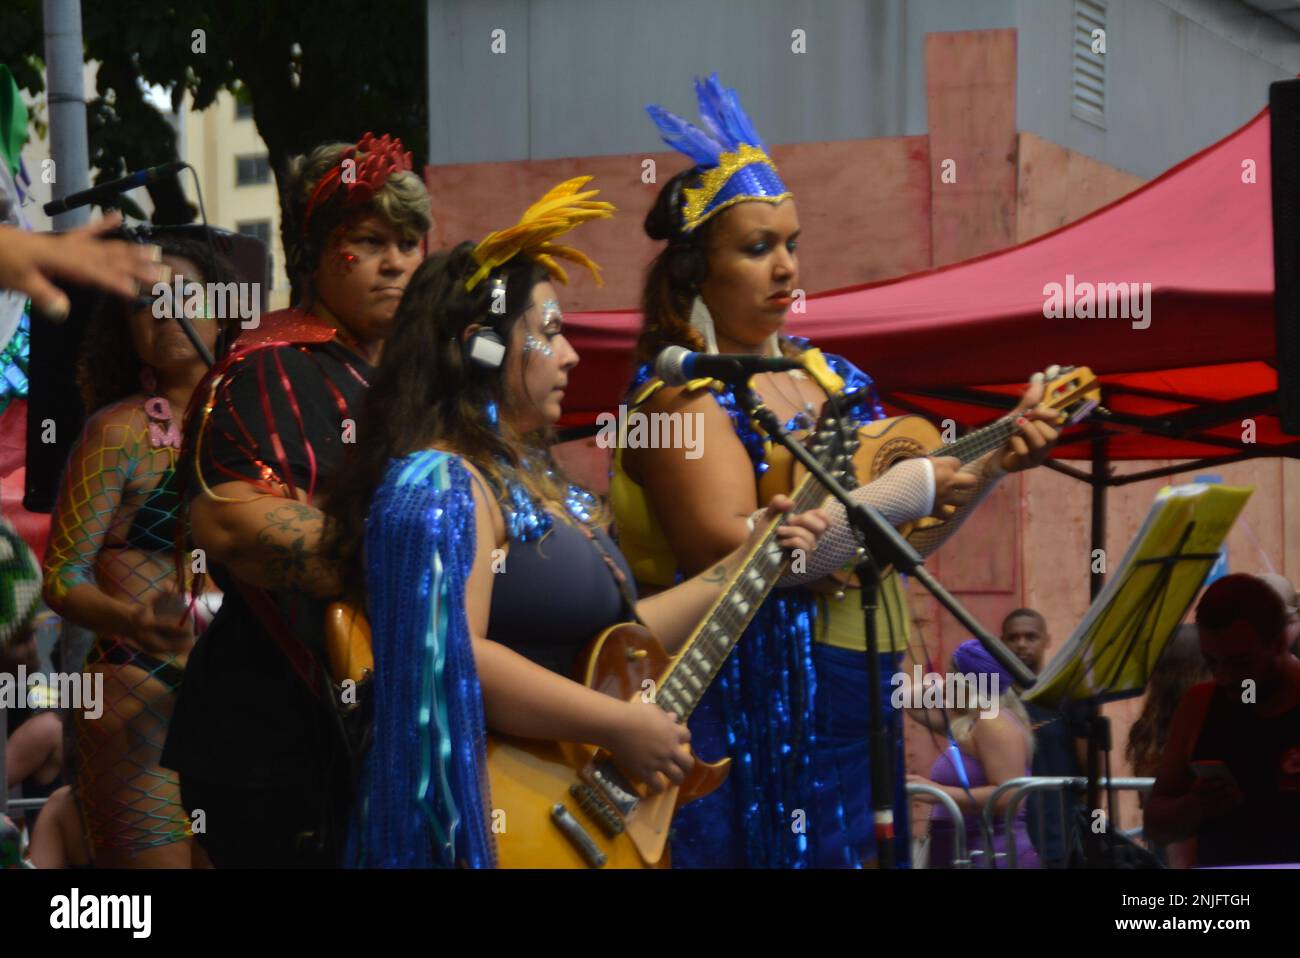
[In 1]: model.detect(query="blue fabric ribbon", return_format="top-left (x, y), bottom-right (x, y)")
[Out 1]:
top-left (349, 450), bottom-right (495, 868)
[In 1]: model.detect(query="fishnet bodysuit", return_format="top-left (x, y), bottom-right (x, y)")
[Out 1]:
top-left (44, 398), bottom-right (195, 861)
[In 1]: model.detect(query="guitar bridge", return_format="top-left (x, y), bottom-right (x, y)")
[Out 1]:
top-left (588, 762), bottom-right (639, 818)
top-left (570, 783), bottom-right (625, 836)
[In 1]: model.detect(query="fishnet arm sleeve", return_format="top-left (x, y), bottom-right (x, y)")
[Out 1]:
top-left (776, 454), bottom-right (1004, 586)
top-left (904, 455), bottom-right (1005, 558)
top-left (42, 406), bottom-right (140, 602)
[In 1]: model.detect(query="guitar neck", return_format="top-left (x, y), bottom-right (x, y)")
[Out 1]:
top-left (653, 469), bottom-right (826, 724)
top-left (928, 416), bottom-right (1017, 464)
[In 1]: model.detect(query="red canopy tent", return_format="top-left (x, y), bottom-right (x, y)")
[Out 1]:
top-left (561, 106), bottom-right (1292, 470)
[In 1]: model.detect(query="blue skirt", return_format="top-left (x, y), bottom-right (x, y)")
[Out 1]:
top-left (669, 645), bottom-right (911, 868)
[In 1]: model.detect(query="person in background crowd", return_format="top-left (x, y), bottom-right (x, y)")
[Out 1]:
top-left (0, 519), bottom-right (54, 838)
top-left (1145, 574), bottom-right (1300, 866)
top-left (1001, 608), bottom-right (1088, 867)
top-left (908, 640), bottom-right (1040, 869)
top-left (27, 784), bottom-right (91, 868)
top-left (1257, 573), bottom-right (1299, 655)
top-left (1126, 624), bottom-right (1209, 867)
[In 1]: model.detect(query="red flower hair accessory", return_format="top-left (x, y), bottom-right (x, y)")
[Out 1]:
top-left (302, 132), bottom-right (414, 230)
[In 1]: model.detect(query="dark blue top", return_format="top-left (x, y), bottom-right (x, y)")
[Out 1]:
top-left (487, 517), bottom-right (635, 677)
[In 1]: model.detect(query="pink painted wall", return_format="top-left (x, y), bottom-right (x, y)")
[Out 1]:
top-left (425, 139), bottom-right (932, 312)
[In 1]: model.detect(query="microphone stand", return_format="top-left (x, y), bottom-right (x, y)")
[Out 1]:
top-left (730, 381), bottom-right (1036, 869)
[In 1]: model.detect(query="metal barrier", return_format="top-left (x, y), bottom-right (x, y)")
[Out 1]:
top-left (981, 776), bottom-right (1155, 868)
top-left (905, 782), bottom-right (975, 868)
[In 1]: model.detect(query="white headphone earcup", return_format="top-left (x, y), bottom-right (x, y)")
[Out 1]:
top-left (468, 329), bottom-right (506, 368)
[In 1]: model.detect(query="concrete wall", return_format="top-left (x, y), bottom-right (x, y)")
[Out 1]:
top-left (427, 0), bottom-right (1299, 179)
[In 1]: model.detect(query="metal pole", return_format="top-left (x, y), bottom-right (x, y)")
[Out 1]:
top-left (43, 0), bottom-right (91, 230)
top-left (1090, 437), bottom-right (1109, 600)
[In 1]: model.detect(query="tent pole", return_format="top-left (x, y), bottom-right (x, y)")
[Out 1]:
top-left (1090, 437), bottom-right (1109, 601)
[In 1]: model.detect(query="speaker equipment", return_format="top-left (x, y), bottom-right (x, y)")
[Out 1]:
top-left (1270, 79), bottom-right (1300, 437)
top-left (23, 226), bottom-right (270, 513)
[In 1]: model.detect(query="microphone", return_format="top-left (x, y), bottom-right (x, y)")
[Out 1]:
top-left (654, 345), bottom-right (803, 386)
top-left (44, 161), bottom-right (189, 217)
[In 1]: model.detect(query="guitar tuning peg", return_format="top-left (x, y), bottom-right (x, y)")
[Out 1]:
top-left (1046, 364), bottom-right (1061, 379)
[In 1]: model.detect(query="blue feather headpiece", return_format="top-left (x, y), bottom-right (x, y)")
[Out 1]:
top-left (645, 74), bottom-right (791, 234)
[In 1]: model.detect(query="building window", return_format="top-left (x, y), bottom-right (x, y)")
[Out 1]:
top-left (237, 220), bottom-right (274, 287)
top-left (1072, 0), bottom-right (1106, 129)
top-left (235, 99), bottom-right (254, 120)
top-left (235, 154), bottom-right (271, 187)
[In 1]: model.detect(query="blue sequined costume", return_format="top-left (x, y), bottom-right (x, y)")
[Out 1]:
top-left (621, 341), bottom-right (907, 868)
top-left (350, 450), bottom-right (495, 868)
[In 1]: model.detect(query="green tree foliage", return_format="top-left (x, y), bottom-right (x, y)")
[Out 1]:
top-left (1, 1), bottom-right (426, 291)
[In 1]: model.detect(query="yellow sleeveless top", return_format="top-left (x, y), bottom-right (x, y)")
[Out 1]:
top-left (608, 356), bottom-right (912, 655)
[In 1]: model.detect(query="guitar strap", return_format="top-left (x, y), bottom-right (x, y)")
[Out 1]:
top-left (576, 522), bottom-right (647, 627)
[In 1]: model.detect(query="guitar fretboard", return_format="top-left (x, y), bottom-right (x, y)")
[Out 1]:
top-left (654, 469), bottom-right (827, 723)
top-left (930, 416), bottom-right (1017, 464)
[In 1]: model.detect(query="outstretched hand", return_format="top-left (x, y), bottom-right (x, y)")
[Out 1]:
top-left (0, 213), bottom-right (163, 319)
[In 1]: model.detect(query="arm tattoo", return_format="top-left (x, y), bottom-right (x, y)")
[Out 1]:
top-left (252, 502), bottom-right (336, 594)
top-left (700, 562), bottom-right (730, 585)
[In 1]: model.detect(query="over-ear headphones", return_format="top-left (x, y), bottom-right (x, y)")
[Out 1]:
top-left (466, 326), bottom-right (506, 369)
top-left (465, 274), bottom-right (510, 369)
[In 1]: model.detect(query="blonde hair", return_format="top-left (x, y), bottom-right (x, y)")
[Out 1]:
top-left (285, 140), bottom-right (433, 289)
top-left (949, 690), bottom-right (1035, 760)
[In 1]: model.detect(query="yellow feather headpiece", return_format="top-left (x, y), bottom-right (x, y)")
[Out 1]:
top-left (464, 176), bottom-right (616, 292)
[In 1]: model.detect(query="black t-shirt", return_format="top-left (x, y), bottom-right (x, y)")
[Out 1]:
top-left (1192, 684), bottom-right (1300, 866)
top-left (161, 340), bottom-right (371, 791)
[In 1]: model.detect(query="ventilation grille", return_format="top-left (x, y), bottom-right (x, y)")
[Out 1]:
top-left (1073, 0), bottom-right (1106, 128)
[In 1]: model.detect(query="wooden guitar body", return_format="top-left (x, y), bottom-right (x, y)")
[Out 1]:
top-left (488, 622), bottom-right (730, 869)
top-left (760, 414), bottom-right (942, 500)
top-left (759, 414), bottom-right (947, 544)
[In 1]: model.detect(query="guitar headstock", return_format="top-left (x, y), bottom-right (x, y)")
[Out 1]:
top-left (1036, 364), bottom-right (1102, 427)
top-left (808, 413), bottom-right (861, 490)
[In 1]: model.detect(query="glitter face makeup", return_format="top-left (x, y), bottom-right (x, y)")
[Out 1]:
top-left (523, 298), bottom-right (564, 359)
top-left (523, 333), bottom-right (554, 359)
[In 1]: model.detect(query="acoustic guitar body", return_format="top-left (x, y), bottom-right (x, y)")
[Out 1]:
top-left (758, 415), bottom-right (946, 545)
top-left (488, 622), bottom-right (730, 869)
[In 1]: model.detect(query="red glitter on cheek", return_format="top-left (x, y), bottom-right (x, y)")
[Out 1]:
top-left (332, 250), bottom-right (359, 274)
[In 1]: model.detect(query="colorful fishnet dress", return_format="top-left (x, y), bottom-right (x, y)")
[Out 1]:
top-left (43, 396), bottom-right (195, 863)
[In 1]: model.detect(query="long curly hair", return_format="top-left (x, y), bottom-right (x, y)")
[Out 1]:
top-left (1126, 625), bottom-right (1210, 776)
top-left (75, 235), bottom-right (237, 415)
top-left (325, 244), bottom-right (600, 588)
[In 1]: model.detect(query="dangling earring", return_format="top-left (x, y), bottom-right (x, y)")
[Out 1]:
top-left (690, 296), bottom-right (719, 354)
